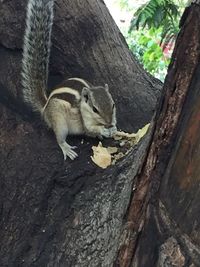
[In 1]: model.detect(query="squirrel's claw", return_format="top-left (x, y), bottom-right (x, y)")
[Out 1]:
top-left (59, 142), bottom-right (78, 160)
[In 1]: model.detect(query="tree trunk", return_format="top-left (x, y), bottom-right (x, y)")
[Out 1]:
top-left (116, 3), bottom-right (200, 267)
top-left (2, 0), bottom-right (199, 267)
top-left (0, 0), bottom-right (161, 266)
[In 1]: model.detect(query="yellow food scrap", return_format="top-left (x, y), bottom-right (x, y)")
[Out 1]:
top-left (112, 123), bottom-right (150, 164)
top-left (114, 123), bottom-right (150, 144)
top-left (91, 142), bottom-right (112, 169)
top-left (107, 146), bottom-right (118, 154)
top-left (114, 131), bottom-right (137, 139)
top-left (112, 152), bottom-right (125, 165)
top-left (91, 123), bottom-right (150, 168)
top-left (134, 123), bottom-right (150, 143)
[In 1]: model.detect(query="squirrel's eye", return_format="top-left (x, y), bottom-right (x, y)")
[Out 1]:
top-left (93, 106), bottom-right (99, 113)
top-left (84, 94), bottom-right (89, 103)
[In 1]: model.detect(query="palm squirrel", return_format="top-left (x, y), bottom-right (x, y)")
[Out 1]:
top-left (21, 0), bottom-right (117, 160)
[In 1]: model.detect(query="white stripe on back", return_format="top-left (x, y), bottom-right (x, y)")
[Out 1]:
top-left (42, 87), bottom-right (81, 114)
top-left (68, 77), bottom-right (90, 87)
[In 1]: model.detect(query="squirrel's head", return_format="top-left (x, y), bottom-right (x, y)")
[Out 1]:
top-left (80, 84), bottom-right (116, 129)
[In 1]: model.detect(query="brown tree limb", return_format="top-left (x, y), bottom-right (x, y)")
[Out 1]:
top-left (116, 3), bottom-right (200, 267)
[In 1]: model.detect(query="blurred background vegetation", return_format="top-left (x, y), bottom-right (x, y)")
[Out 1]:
top-left (105, 0), bottom-right (189, 81)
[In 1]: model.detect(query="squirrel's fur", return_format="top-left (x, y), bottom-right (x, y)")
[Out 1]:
top-left (22, 0), bottom-right (53, 112)
top-left (21, 0), bottom-right (117, 160)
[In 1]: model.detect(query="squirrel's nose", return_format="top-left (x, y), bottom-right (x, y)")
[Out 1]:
top-left (105, 125), bottom-right (111, 129)
top-left (105, 123), bottom-right (115, 129)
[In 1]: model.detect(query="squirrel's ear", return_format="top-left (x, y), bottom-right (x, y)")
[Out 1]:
top-left (105, 84), bottom-right (109, 91)
top-left (82, 87), bottom-right (90, 102)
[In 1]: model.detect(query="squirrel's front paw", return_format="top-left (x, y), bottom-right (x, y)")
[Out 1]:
top-left (101, 126), bottom-right (117, 138)
top-left (59, 142), bottom-right (78, 160)
top-left (101, 128), bottom-right (111, 138)
top-left (109, 126), bottom-right (117, 136)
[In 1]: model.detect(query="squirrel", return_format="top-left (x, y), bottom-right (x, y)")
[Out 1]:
top-left (21, 0), bottom-right (117, 160)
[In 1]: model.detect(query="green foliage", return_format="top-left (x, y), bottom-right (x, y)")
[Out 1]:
top-left (116, 0), bottom-right (130, 11)
top-left (115, 0), bottom-right (134, 11)
top-left (127, 28), bottom-right (170, 81)
top-left (116, 0), bottom-right (187, 80)
top-left (129, 0), bottom-right (180, 48)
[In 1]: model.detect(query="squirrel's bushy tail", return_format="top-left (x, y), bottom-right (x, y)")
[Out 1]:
top-left (21, 0), bottom-right (54, 112)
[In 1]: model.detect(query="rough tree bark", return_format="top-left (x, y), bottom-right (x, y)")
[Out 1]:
top-left (0, 1), bottom-right (161, 266)
top-left (1, 0), bottom-right (199, 267)
top-left (116, 2), bottom-right (200, 267)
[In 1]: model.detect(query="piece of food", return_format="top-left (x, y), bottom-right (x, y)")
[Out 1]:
top-left (107, 146), bottom-right (118, 154)
top-left (114, 123), bottom-right (150, 143)
top-left (91, 123), bottom-right (150, 168)
top-left (91, 142), bottom-right (112, 169)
